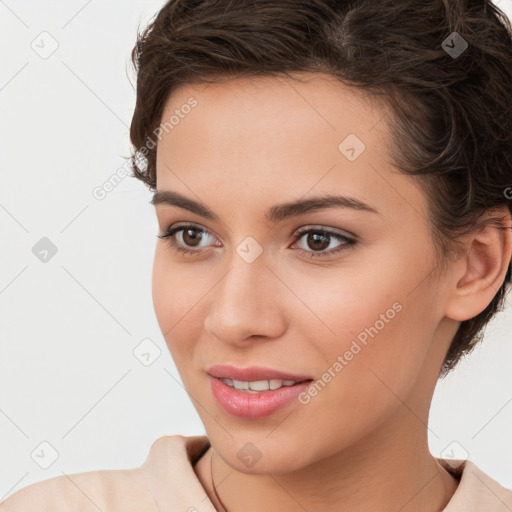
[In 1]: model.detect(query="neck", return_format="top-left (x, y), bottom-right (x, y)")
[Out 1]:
top-left (195, 406), bottom-right (459, 512)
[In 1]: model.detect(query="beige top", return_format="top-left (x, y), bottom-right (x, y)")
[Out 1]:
top-left (1, 434), bottom-right (511, 511)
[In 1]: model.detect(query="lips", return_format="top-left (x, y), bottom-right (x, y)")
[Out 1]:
top-left (207, 364), bottom-right (313, 383)
top-left (208, 375), bottom-right (314, 419)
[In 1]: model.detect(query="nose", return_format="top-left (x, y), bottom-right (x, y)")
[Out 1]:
top-left (204, 253), bottom-right (287, 347)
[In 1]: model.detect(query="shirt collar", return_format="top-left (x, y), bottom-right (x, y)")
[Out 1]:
top-left (140, 435), bottom-right (512, 511)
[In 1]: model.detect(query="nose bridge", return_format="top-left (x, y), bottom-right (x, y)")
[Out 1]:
top-left (204, 250), bottom-right (285, 343)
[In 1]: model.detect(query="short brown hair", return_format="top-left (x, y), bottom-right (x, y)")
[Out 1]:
top-left (128, 0), bottom-right (512, 377)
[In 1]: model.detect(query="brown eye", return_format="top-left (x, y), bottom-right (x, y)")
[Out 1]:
top-left (157, 223), bottom-right (220, 255)
top-left (305, 232), bottom-right (331, 251)
top-left (292, 227), bottom-right (356, 258)
top-left (181, 227), bottom-right (205, 247)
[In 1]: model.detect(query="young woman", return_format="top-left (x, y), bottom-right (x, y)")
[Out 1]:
top-left (2, 0), bottom-right (512, 510)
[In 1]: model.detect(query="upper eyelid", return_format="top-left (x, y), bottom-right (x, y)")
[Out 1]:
top-left (294, 224), bottom-right (357, 240)
top-left (162, 222), bottom-right (356, 244)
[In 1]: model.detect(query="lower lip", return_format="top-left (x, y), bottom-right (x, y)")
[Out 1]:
top-left (209, 375), bottom-right (312, 419)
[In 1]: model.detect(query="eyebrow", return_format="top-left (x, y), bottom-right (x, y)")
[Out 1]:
top-left (151, 190), bottom-right (378, 223)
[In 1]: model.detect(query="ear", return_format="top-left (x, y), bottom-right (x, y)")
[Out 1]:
top-left (444, 206), bottom-right (512, 322)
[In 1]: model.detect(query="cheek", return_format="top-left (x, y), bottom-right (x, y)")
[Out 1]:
top-left (152, 248), bottom-right (177, 332)
top-left (152, 249), bottom-right (187, 347)
top-left (290, 285), bottom-right (435, 459)
top-left (152, 249), bottom-right (198, 327)
top-left (151, 248), bottom-right (211, 361)
top-left (287, 242), bottom-right (437, 396)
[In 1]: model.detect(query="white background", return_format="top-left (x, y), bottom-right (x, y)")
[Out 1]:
top-left (1, 0), bottom-right (511, 501)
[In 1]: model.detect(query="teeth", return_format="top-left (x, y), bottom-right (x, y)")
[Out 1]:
top-left (248, 379), bottom-right (269, 391)
top-left (269, 379), bottom-right (283, 390)
top-left (232, 379), bottom-right (249, 390)
top-left (221, 378), bottom-right (299, 392)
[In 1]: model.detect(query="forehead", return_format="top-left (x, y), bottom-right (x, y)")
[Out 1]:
top-left (160, 72), bottom-right (385, 144)
top-left (155, 73), bottom-right (427, 225)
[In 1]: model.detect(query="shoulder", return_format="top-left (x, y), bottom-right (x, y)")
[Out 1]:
top-left (440, 459), bottom-right (512, 511)
top-left (0, 435), bottom-right (209, 512)
top-left (462, 460), bottom-right (512, 510)
top-left (0, 468), bottom-right (159, 512)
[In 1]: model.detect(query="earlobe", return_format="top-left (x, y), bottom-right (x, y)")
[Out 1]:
top-left (444, 206), bottom-right (512, 322)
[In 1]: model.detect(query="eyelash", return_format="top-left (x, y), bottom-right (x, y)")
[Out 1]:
top-left (157, 223), bottom-right (356, 259)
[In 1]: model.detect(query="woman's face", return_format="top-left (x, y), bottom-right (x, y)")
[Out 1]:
top-left (152, 73), bottom-right (458, 473)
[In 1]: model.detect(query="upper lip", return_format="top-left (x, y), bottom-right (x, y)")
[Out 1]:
top-left (207, 364), bottom-right (313, 382)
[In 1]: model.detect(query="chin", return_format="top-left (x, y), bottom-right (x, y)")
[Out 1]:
top-left (211, 431), bottom-right (316, 475)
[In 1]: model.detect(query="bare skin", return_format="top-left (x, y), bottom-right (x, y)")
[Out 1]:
top-left (151, 72), bottom-right (511, 512)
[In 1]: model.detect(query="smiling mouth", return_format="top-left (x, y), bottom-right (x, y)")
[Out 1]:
top-left (208, 374), bottom-right (314, 419)
top-left (218, 377), bottom-right (312, 393)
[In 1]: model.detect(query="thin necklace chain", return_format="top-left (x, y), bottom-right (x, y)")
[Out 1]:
top-left (210, 448), bottom-right (230, 512)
